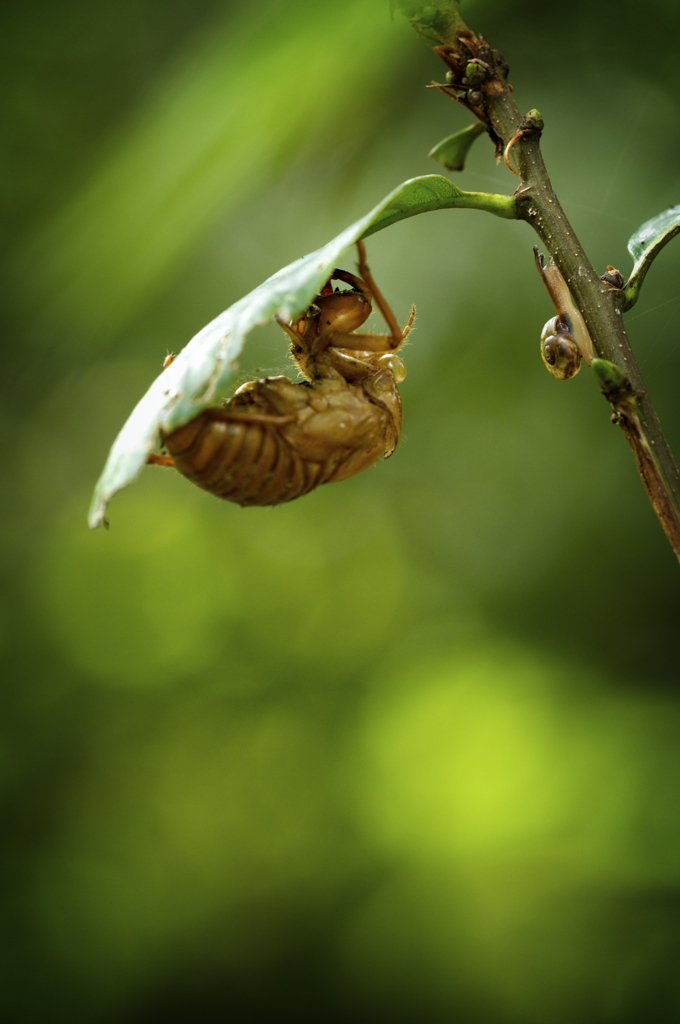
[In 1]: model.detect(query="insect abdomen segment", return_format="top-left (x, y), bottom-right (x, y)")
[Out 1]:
top-left (162, 374), bottom-right (399, 506)
top-left (164, 411), bottom-right (323, 506)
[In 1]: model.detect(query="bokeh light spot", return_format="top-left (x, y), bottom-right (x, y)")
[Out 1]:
top-left (38, 489), bottom-right (236, 687)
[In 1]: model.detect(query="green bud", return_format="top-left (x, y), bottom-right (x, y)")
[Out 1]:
top-left (464, 59), bottom-right (487, 86)
top-left (524, 109), bottom-right (544, 131)
top-left (591, 358), bottom-right (627, 392)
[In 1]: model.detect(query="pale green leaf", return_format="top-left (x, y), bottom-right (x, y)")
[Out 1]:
top-left (624, 204), bottom-right (680, 310)
top-left (429, 124), bottom-right (486, 172)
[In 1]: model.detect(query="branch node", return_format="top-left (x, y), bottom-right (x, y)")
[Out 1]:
top-left (503, 110), bottom-right (544, 176)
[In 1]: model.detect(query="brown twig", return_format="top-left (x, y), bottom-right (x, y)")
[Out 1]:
top-left (427, 15), bottom-right (680, 563)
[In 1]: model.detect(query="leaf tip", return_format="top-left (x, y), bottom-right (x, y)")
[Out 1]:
top-left (87, 498), bottom-right (108, 530)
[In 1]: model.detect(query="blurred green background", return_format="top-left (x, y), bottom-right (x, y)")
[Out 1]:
top-left (3, 0), bottom-right (680, 1020)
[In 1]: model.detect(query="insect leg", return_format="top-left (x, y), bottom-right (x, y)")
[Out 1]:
top-left (147, 453), bottom-right (176, 468)
top-left (402, 305), bottom-right (416, 341)
top-left (331, 268), bottom-right (373, 305)
top-left (354, 240), bottom-right (404, 349)
top-left (274, 315), bottom-right (304, 345)
top-left (313, 331), bottom-right (394, 353)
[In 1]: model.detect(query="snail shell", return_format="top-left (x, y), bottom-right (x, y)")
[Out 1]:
top-left (534, 247), bottom-right (593, 380)
top-left (540, 315), bottom-right (582, 380)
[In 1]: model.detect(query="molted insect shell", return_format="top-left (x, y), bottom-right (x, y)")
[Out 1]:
top-left (377, 352), bottom-right (407, 383)
top-left (540, 316), bottom-right (582, 380)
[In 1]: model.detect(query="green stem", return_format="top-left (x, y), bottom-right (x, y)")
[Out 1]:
top-left (362, 182), bottom-right (516, 238)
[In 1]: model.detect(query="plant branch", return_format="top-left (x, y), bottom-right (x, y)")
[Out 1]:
top-left (428, 19), bottom-right (680, 563)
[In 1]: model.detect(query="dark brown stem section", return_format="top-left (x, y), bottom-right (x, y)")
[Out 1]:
top-left (432, 26), bottom-right (680, 563)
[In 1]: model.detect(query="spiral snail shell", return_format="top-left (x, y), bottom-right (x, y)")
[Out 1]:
top-left (540, 314), bottom-right (582, 380)
top-left (534, 247), bottom-right (593, 380)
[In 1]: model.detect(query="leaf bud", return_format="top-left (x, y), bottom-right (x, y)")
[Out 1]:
top-left (601, 266), bottom-right (624, 289)
top-left (464, 59), bottom-right (487, 86)
top-left (591, 358), bottom-right (628, 394)
top-left (523, 109), bottom-right (544, 132)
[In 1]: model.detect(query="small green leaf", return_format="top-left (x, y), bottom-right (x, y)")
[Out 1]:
top-left (429, 123), bottom-right (486, 172)
top-left (624, 204), bottom-right (680, 310)
top-left (89, 174), bottom-right (516, 529)
top-left (391, 0), bottom-right (463, 40)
